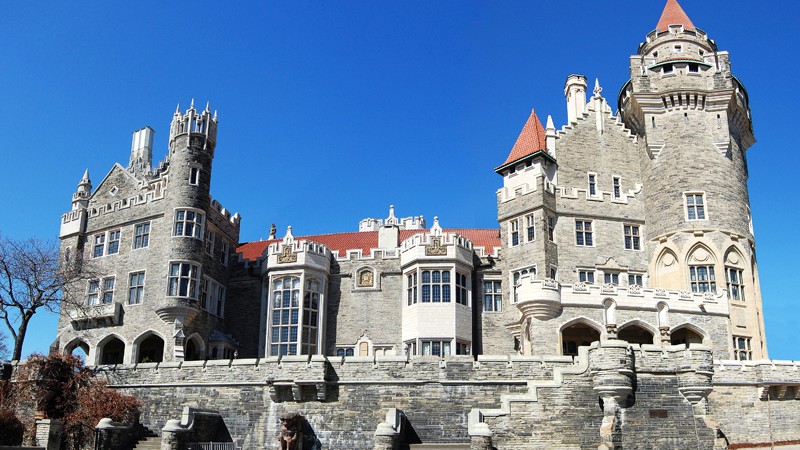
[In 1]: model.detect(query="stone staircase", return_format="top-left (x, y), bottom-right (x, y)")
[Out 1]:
top-left (132, 426), bottom-right (161, 450)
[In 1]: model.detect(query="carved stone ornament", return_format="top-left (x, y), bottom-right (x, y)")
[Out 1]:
top-left (357, 269), bottom-right (374, 288)
top-left (279, 412), bottom-right (304, 450)
top-left (627, 284), bottom-right (642, 295)
top-left (425, 237), bottom-right (447, 256)
top-left (277, 245), bottom-right (298, 264)
top-left (573, 282), bottom-right (588, 292)
top-left (654, 288), bottom-right (668, 297)
top-left (601, 283), bottom-right (617, 294)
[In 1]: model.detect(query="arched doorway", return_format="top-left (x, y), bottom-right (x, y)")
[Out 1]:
top-left (98, 336), bottom-right (125, 365)
top-left (136, 334), bottom-right (164, 363)
top-left (671, 327), bottom-right (704, 345)
top-left (184, 336), bottom-right (204, 361)
top-left (618, 324), bottom-right (654, 345)
top-left (561, 321), bottom-right (601, 356)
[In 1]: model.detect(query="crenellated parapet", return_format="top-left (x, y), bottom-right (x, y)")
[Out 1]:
top-left (168, 100), bottom-right (217, 154)
top-left (399, 217), bottom-right (475, 268)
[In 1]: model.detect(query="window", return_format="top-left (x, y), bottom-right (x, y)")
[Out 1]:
top-left (168, 262), bottom-right (200, 299)
top-left (624, 225), bottom-right (641, 250)
top-left (87, 280), bottom-right (100, 305)
top-left (575, 220), bottom-right (593, 246)
top-left (269, 275), bottom-right (323, 356)
top-left (219, 240), bottom-right (229, 266)
top-left (613, 177), bottom-right (621, 199)
top-left (422, 339), bottom-right (451, 357)
top-left (93, 230), bottom-right (121, 257)
top-left (407, 272), bottom-right (418, 305)
top-left (455, 273), bottom-right (468, 306)
top-left (689, 265), bottom-right (716, 293)
top-left (270, 276), bottom-right (300, 356)
top-left (688, 63), bottom-right (698, 73)
top-left (205, 230), bottom-right (216, 256)
top-left (483, 280), bottom-right (502, 312)
top-left (726, 267), bottom-right (745, 301)
top-left (547, 216), bottom-right (555, 241)
top-left (456, 342), bottom-right (470, 355)
top-left (512, 267), bottom-right (535, 302)
top-left (336, 348), bottom-right (355, 357)
top-left (189, 167), bottom-right (200, 185)
top-left (201, 277), bottom-right (226, 316)
top-left (588, 174), bottom-right (597, 196)
top-left (510, 219), bottom-right (519, 246)
top-left (302, 278), bottom-right (321, 354)
top-left (628, 274), bottom-right (643, 286)
top-left (579, 270), bottom-right (594, 283)
top-left (107, 230), bottom-right (120, 255)
top-left (526, 214), bottom-right (535, 242)
top-left (421, 270), bottom-right (451, 303)
top-left (733, 336), bottom-right (752, 360)
top-left (664, 64), bottom-right (673, 74)
top-left (603, 273), bottom-right (620, 285)
top-left (174, 209), bottom-right (204, 238)
top-left (93, 234), bottom-right (105, 258)
top-left (685, 193), bottom-right (706, 220)
top-left (87, 276), bottom-right (115, 305)
top-left (128, 272), bottom-right (145, 305)
top-left (133, 222), bottom-right (150, 249)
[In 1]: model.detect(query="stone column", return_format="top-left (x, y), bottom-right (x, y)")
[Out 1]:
top-left (35, 419), bottom-right (63, 450)
top-left (161, 419), bottom-right (191, 450)
top-left (373, 421), bottom-right (399, 450)
top-left (589, 341), bottom-right (634, 450)
top-left (469, 422), bottom-right (493, 450)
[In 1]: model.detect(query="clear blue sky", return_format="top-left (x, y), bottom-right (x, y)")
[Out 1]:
top-left (1, 1), bottom-right (797, 359)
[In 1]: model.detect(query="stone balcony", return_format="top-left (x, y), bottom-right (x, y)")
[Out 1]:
top-left (69, 302), bottom-right (121, 329)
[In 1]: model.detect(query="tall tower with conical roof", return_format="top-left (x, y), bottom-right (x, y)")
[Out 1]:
top-left (619, 0), bottom-right (764, 358)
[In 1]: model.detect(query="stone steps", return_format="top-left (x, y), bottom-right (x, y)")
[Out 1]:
top-left (133, 435), bottom-right (162, 449)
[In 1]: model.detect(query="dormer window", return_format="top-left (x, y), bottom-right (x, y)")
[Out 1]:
top-left (663, 64), bottom-right (674, 74)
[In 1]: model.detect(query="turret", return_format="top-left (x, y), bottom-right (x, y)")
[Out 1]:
top-left (564, 74), bottom-right (587, 124)
top-left (71, 169), bottom-right (92, 211)
top-left (619, 0), bottom-right (765, 358)
top-left (168, 100), bottom-right (218, 154)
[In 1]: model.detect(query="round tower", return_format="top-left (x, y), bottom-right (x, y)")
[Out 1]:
top-left (619, 0), bottom-right (764, 357)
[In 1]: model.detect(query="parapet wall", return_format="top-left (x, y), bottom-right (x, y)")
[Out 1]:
top-left (9, 350), bottom-right (800, 449)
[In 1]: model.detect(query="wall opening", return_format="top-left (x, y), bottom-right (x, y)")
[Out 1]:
top-left (561, 322), bottom-right (601, 356)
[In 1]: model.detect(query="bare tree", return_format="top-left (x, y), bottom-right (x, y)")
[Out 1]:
top-left (0, 236), bottom-right (75, 361)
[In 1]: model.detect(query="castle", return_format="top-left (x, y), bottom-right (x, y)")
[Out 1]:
top-left (48, 1), bottom-right (800, 449)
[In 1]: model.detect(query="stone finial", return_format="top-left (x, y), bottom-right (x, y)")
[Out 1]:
top-left (283, 226), bottom-right (294, 243)
top-left (430, 216), bottom-right (442, 235)
top-left (594, 78), bottom-right (603, 98)
top-left (386, 204), bottom-right (397, 225)
top-left (189, 98), bottom-right (195, 110)
top-left (205, 101), bottom-right (210, 112)
top-left (175, 103), bottom-right (181, 114)
top-left (269, 223), bottom-right (277, 240)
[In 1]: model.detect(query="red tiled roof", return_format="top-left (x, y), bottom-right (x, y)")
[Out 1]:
top-left (656, 0), bottom-right (695, 32)
top-left (236, 228), bottom-right (500, 262)
top-left (498, 108), bottom-right (546, 169)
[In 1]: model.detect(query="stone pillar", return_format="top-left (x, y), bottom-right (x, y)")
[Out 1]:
top-left (469, 422), bottom-right (493, 450)
top-left (35, 419), bottom-right (63, 450)
top-left (589, 341), bottom-right (634, 450)
top-left (373, 421), bottom-right (399, 450)
top-left (162, 419), bottom-right (191, 450)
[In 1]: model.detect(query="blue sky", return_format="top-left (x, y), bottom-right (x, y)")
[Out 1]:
top-left (1, 1), bottom-right (797, 359)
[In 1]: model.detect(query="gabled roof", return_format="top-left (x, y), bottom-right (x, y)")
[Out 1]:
top-left (236, 228), bottom-right (500, 262)
top-left (656, 0), bottom-right (695, 32)
top-left (497, 108), bottom-right (547, 170)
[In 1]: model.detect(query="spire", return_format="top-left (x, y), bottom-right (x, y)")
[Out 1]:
top-left (593, 78), bottom-right (602, 98)
top-left (497, 108), bottom-right (547, 169)
top-left (656, 0), bottom-right (695, 32)
top-left (80, 168), bottom-right (90, 184)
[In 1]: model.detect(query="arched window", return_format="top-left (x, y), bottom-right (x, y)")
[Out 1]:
top-left (561, 321), bottom-right (601, 356)
top-left (688, 246), bottom-right (717, 293)
top-left (725, 249), bottom-right (746, 301)
top-left (64, 338), bottom-right (90, 362)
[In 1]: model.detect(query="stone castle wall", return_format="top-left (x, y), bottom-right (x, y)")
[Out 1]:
top-left (26, 344), bottom-right (794, 449)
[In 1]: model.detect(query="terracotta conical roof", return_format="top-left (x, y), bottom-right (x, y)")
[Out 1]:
top-left (656, 0), bottom-right (695, 32)
top-left (498, 108), bottom-right (547, 169)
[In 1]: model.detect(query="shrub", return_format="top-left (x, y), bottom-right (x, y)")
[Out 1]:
top-left (0, 409), bottom-right (24, 445)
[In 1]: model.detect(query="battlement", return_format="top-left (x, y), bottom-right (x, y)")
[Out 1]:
top-left (209, 198), bottom-right (241, 227)
top-left (640, 25), bottom-right (715, 55)
top-left (168, 101), bottom-right (217, 152)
